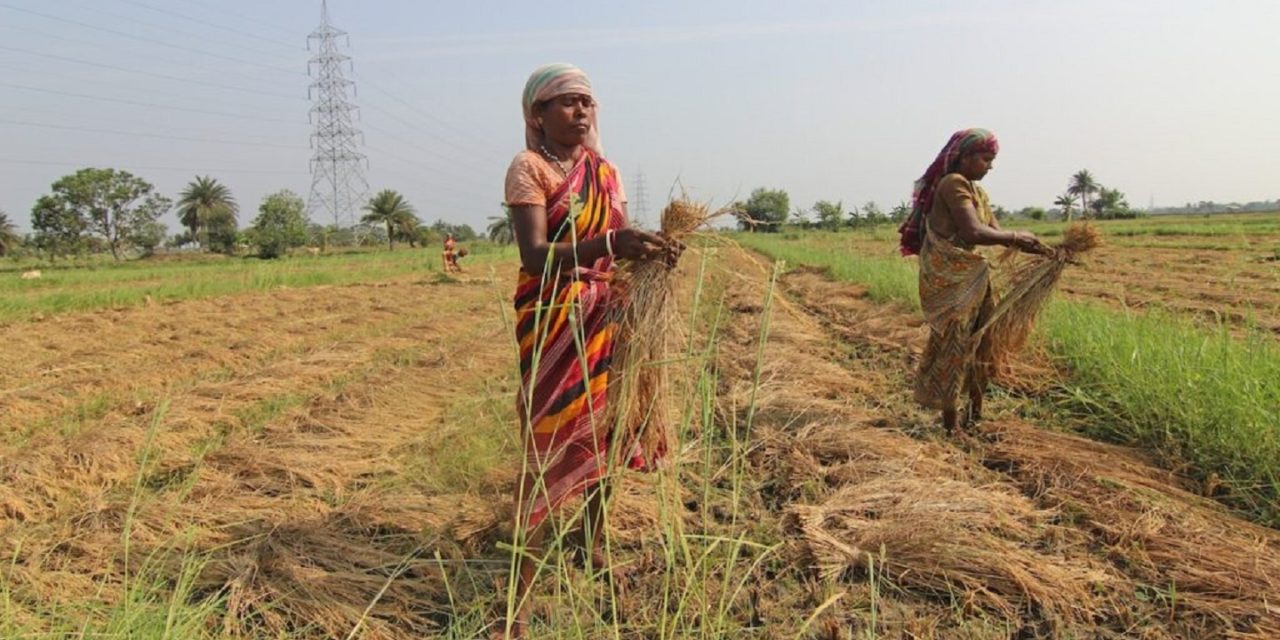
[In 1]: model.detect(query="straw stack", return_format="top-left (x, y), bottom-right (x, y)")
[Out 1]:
top-left (980, 222), bottom-right (1103, 373)
top-left (608, 199), bottom-right (711, 460)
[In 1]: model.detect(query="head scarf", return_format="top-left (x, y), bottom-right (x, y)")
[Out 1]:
top-left (521, 63), bottom-right (603, 156)
top-left (898, 128), bottom-right (1000, 256)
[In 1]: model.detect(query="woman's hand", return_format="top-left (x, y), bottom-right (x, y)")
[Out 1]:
top-left (1010, 231), bottom-right (1051, 255)
top-left (659, 235), bottom-right (686, 268)
top-left (613, 228), bottom-right (675, 262)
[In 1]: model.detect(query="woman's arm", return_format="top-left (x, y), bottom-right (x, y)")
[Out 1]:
top-left (951, 203), bottom-right (1049, 253)
top-left (509, 204), bottom-right (671, 274)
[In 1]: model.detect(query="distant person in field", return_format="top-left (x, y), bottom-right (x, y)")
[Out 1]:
top-left (899, 128), bottom-right (1050, 433)
top-left (449, 245), bottom-right (468, 272)
top-left (442, 233), bottom-right (457, 272)
top-left (498, 62), bottom-right (681, 638)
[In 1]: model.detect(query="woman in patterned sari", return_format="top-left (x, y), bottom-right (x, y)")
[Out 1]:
top-left (899, 129), bottom-right (1049, 433)
top-left (498, 63), bottom-right (679, 638)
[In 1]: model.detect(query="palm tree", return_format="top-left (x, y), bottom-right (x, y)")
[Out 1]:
top-left (361, 190), bottom-right (417, 250)
top-left (0, 210), bottom-right (20, 256)
top-left (1053, 193), bottom-right (1076, 222)
top-left (1068, 170), bottom-right (1099, 220)
top-left (487, 211), bottom-right (514, 244)
top-left (397, 217), bottom-right (423, 248)
top-left (176, 176), bottom-right (237, 249)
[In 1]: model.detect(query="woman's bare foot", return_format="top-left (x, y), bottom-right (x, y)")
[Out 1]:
top-left (490, 611), bottom-right (529, 640)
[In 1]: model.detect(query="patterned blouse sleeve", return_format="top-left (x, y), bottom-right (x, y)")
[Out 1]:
top-left (504, 152), bottom-right (547, 207)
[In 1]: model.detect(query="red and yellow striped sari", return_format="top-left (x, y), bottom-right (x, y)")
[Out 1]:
top-left (513, 150), bottom-right (642, 529)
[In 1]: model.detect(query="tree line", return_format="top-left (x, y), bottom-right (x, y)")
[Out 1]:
top-left (731, 188), bottom-right (912, 233)
top-left (2, 168), bottom-right (481, 261)
top-left (734, 169), bottom-right (1141, 233)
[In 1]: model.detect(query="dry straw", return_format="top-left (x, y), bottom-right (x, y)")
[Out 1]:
top-left (980, 222), bottom-right (1103, 374)
top-left (608, 199), bottom-right (726, 460)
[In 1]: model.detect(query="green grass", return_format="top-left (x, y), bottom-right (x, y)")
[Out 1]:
top-left (0, 244), bottom-right (517, 322)
top-left (739, 231), bottom-right (1280, 525)
top-left (789, 211), bottom-right (1280, 243)
top-left (1002, 210), bottom-right (1280, 239)
top-left (742, 232), bottom-right (917, 306)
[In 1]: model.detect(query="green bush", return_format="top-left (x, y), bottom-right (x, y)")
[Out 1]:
top-left (247, 190), bottom-right (308, 259)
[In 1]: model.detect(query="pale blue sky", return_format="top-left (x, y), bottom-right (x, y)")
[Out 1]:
top-left (2, 0), bottom-right (1277, 233)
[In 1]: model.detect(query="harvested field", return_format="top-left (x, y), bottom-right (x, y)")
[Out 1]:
top-left (773, 213), bottom-right (1280, 338)
top-left (2, 245), bottom-right (1277, 638)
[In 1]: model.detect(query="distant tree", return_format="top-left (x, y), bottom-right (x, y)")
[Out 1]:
top-left (31, 195), bottom-right (88, 259)
top-left (0, 210), bottom-right (19, 256)
top-left (33, 168), bottom-right (170, 260)
top-left (890, 201), bottom-right (911, 224)
top-left (1053, 193), bottom-right (1076, 221)
top-left (415, 226), bottom-right (441, 248)
top-left (204, 208), bottom-right (239, 255)
top-left (993, 205), bottom-right (1010, 221)
top-left (176, 176), bottom-right (237, 251)
top-left (487, 209), bottom-right (514, 244)
top-left (129, 220), bottom-right (167, 257)
top-left (397, 219), bottom-right (425, 248)
top-left (789, 206), bottom-right (811, 229)
top-left (1068, 170), bottom-right (1099, 220)
top-left (861, 201), bottom-right (886, 225)
top-left (361, 190), bottom-right (418, 251)
top-left (1019, 206), bottom-right (1047, 221)
top-left (738, 187), bottom-right (790, 232)
top-left (1092, 187), bottom-right (1130, 219)
top-left (307, 223), bottom-right (339, 253)
top-left (845, 203), bottom-right (863, 229)
top-left (812, 200), bottom-right (845, 231)
top-left (249, 190), bottom-right (308, 259)
top-left (428, 220), bottom-right (479, 242)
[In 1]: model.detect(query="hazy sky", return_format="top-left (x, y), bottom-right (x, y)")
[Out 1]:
top-left (2, 0), bottom-right (1277, 233)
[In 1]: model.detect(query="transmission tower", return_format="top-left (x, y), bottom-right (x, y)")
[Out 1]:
top-left (305, 0), bottom-right (368, 228)
top-left (631, 169), bottom-right (650, 229)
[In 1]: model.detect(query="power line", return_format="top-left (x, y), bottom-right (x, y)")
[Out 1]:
top-left (1, 82), bottom-right (308, 126)
top-left (0, 3), bottom-right (305, 77)
top-left (168, 0), bottom-right (300, 40)
top-left (360, 145), bottom-right (496, 203)
top-left (362, 142), bottom-right (495, 200)
top-left (0, 158), bottom-right (308, 176)
top-left (143, 4), bottom-right (512, 157)
top-left (0, 45), bottom-right (304, 101)
top-left (353, 71), bottom-right (509, 160)
top-left (53, 0), bottom-right (304, 65)
top-left (114, 0), bottom-right (304, 53)
top-left (51, 1), bottom-right (514, 166)
top-left (358, 111), bottom-right (501, 184)
top-left (0, 23), bottom-right (298, 97)
top-left (362, 166), bottom-right (493, 217)
top-left (0, 60), bottom-right (297, 117)
top-left (0, 117), bottom-right (307, 149)
top-left (114, 0), bottom-right (512, 165)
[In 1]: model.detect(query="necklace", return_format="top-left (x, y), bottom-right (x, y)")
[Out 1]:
top-left (538, 143), bottom-right (571, 175)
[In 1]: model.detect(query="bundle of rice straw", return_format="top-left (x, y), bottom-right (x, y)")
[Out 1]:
top-left (978, 222), bottom-right (1102, 373)
top-left (608, 199), bottom-right (714, 460)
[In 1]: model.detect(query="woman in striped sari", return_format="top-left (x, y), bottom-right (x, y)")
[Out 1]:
top-left (499, 63), bottom-right (679, 638)
top-left (899, 128), bottom-right (1049, 433)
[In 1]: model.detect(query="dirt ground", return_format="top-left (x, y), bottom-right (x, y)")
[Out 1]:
top-left (1, 251), bottom-right (1277, 638)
